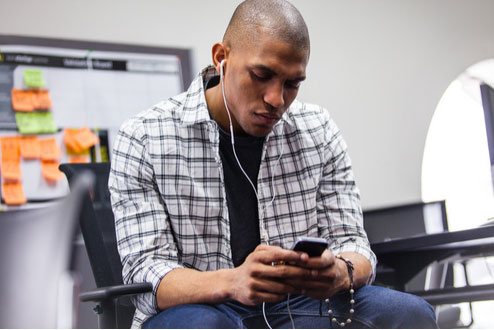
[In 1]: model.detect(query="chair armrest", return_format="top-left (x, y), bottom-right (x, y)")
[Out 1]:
top-left (409, 283), bottom-right (494, 305)
top-left (80, 282), bottom-right (153, 302)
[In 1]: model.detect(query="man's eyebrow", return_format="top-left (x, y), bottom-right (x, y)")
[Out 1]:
top-left (252, 64), bottom-right (306, 81)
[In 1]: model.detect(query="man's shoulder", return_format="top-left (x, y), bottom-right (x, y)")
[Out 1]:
top-left (286, 99), bottom-right (332, 129)
top-left (119, 92), bottom-right (188, 133)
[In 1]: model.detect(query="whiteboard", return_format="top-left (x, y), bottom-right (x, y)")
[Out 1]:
top-left (0, 35), bottom-right (192, 202)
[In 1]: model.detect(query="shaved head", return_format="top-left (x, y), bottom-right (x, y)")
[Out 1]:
top-left (223, 0), bottom-right (310, 53)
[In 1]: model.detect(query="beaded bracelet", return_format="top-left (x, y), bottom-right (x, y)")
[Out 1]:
top-left (325, 255), bottom-right (355, 327)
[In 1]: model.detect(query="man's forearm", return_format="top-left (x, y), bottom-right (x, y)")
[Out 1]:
top-left (156, 268), bottom-right (235, 310)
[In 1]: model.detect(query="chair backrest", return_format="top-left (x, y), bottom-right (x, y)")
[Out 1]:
top-left (0, 171), bottom-right (94, 328)
top-left (60, 162), bottom-right (138, 328)
top-left (363, 201), bottom-right (449, 243)
top-left (363, 200), bottom-right (452, 291)
top-left (59, 162), bottom-right (123, 289)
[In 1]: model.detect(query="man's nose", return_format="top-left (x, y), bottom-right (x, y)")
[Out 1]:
top-left (264, 83), bottom-right (285, 109)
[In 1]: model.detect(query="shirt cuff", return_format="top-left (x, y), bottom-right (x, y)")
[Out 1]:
top-left (132, 260), bottom-right (184, 316)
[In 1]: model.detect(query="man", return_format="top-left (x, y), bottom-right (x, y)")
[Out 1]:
top-left (109, 0), bottom-right (438, 328)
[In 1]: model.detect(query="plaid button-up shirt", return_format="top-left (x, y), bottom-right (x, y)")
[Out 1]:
top-left (109, 66), bottom-right (376, 328)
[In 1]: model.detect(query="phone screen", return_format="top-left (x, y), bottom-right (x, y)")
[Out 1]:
top-left (290, 237), bottom-right (327, 257)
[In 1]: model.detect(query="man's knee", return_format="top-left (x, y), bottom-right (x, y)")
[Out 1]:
top-left (143, 304), bottom-right (237, 329)
top-left (353, 286), bottom-right (438, 328)
top-left (393, 292), bottom-right (437, 328)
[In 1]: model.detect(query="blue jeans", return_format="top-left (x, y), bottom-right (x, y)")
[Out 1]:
top-left (143, 286), bottom-right (438, 329)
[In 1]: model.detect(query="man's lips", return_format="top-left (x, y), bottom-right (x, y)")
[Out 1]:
top-left (255, 113), bottom-right (281, 125)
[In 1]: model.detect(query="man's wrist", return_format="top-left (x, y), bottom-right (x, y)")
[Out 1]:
top-left (335, 255), bottom-right (354, 291)
top-left (216, 268), bottom-right (236, 302)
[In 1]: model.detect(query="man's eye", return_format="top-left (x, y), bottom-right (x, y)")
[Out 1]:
top-left (251, 72), bottom-right (270, 82)
top-left (286, 81), bottom-right (301, 89)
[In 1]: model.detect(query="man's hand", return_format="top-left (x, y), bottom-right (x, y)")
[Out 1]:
top-left (230, 244), bottom-right (313, 305)
top-left (283, 250), bottom-right (371, 300)
top-left (156, 247), bottom-right (371, 311)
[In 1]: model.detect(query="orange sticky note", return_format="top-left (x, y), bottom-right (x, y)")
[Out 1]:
top-left (41, 160), bottom-right (63, 182)
top-left (39, 137), bottom-right (62, 161)
top-left (1, 136), bottom-right (20, 160)
top-left (74, 127), bottom-right (99, 150)
top-left (69, 156), bottom-right (89, 164)
top-left (19, 136), bottom-right (41, 159)
top-left (2, 181), bottom-right (27, 205)
top-left (33, 90), bottom-right (53, 110)
top-left (64, 127), bottom-right (98, 153)
top-left (64, 128), bottom-right (82, 153)
top-left (11, 89), bottom-right (35, 112)
top-left (1, 158), bottom-right (22, 181)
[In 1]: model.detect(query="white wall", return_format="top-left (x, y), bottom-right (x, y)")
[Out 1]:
top-left (1, 0), bottom-right (493, 209)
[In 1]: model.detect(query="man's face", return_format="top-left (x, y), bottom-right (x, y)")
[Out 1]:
top-left (223, 32), bottom-right (309, 137)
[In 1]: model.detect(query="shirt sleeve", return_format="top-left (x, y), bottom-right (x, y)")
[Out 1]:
top-left (108, 117), bottom-right (183, 315)
top-left (316, 111), bottom-right (376, 284)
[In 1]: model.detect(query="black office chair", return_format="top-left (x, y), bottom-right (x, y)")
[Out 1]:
top-left (363, 201), bottom-right (470, 328)
top-left (364, 201), bottom-right (452, 291)
top-left (0, 171), bottom-right (94, 328)
top-left (59, 162), bottom-right (152, 329)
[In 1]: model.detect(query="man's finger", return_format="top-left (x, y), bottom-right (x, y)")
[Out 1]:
top-left (253, 246), bottom-right (307, 265)
top-left (252, 263), bottom-right (313, 279)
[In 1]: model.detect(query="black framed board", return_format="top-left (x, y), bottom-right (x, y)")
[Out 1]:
top-left (0, 35), bottom-right (192, 202)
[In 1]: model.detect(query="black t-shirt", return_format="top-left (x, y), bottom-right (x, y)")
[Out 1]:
top-left (205, 76), bottom-right (264, 267)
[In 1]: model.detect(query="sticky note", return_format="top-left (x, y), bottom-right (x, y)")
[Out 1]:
top-left (75, 127), bottom-right (99, 149)
top-left (64, 127), bottom-right (98, 153)
top-left (39, 137), bottom-right (62, 161)
top-left (1, 158), bottom-right (22, 181)
top-left (19, 136), bottom-right (40, 159)
top-left (15, 112), bottom-right (58, 134)
top-left (64, 128), bottom-right (81, 153)
top-left (1, 136), bottom-right (20, 160)
top-left (69, 156), bottom-right (89, 164)
top-left (2, 181), bottom-right (27, 205)
top-left (41, 160), bottom-right (63, 182)
top-left (23, 69), bottom-right (46, 88)
top-left (33, 90), bottom-right (53, 110)
top-left (11, 89), bottom-right (35, 112)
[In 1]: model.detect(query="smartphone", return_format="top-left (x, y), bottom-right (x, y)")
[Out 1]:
top-left (290, 237), bottom-right (328, 257)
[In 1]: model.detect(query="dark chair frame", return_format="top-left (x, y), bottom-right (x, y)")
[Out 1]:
top-left (60, 162), bottom-right (152, 328)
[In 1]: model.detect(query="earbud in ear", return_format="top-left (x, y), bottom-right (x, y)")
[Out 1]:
top-left (219, 59), bottom-right (226, 76)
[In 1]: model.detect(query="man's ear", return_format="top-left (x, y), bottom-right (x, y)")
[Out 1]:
top-left (211, 43), bottom-right (229, 74)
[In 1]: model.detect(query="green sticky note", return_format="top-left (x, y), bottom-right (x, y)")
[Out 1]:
top-left (23, 69), bottom-right (46, 88)
top-left (15, 112), bottom-right (57, 134)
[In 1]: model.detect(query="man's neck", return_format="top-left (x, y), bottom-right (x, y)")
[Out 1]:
top-left (205, 82), bottom-right (243, 135)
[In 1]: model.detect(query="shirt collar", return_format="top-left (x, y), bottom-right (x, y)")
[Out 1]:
top-left (181, 65), bottom-right (295, 129)
top-left (180, 66), bottom-right (215, 126)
